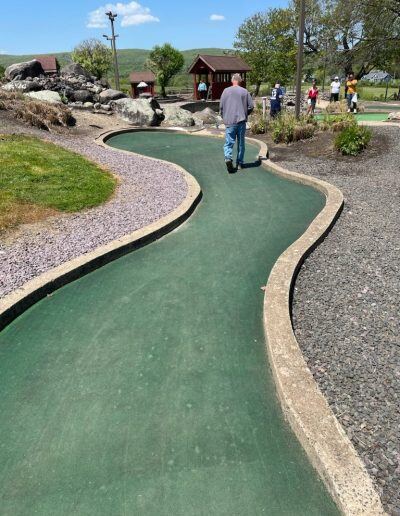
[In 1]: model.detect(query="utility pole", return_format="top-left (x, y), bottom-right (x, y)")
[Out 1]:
top-left (103, 11), bottom-right (120, 90)
top-left (295, 0), bottom-right (306, 118)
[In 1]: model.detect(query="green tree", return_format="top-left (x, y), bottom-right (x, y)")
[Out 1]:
top-left (146, 43), bottom-right (184, 98)
top-left (0, 65), bottom-right (5, 79)
top-left (71, 39), bottom-right (112, 79)
top-left (234, 9), bottom-right (297, 95)
top-left (292, 0), bottom-right (400, 79)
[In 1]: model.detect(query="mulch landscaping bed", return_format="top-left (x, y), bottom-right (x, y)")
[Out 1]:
top-left (255, 127), bottom-right (400, 515)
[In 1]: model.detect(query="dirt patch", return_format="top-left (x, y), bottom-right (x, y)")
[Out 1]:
top-left (1, 200), bottom-right (58, 235)
top-left (252, 130), bottom-right (391, 169)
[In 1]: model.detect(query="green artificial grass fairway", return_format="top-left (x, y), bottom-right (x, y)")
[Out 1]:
top-left (316, 112), bottom-right (389, 122)
top-left (0, 134), bottom-right (115, 230)
top-left (0, 131), bottom-right (339, 515)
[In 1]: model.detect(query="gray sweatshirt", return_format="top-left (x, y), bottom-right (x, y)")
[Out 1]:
top-left (220, 86), bottom-right (254, 127)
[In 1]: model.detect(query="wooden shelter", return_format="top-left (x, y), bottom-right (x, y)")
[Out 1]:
top-left (188, 54), bottom-right (252, 100)
top-left (35, 56), bottom-right (59, 75)
top-left (129, 71), bottom-right (156, 98)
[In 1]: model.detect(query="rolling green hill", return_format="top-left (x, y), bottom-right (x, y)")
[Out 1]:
top-left (0, 48), bottom-right (230, 92)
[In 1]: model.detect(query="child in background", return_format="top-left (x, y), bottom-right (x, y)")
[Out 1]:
top-left (307, 80), bottom-right (319, 115)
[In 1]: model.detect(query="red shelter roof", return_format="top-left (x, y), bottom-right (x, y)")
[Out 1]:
top-left (188, 54), bottom-right (251, 74)
top-left (129, 71), bottom-right (156, 84)
top-left (35, 56), bottom-right (58, 74)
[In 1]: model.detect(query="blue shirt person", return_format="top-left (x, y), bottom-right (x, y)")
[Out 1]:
top-left (198, 80), bottom-right (208, 100)
top-left (270, 83), bottom-right (284, 118)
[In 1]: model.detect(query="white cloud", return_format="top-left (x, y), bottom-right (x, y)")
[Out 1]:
top-left (0, 50), bottom-right (7, 55)
top-left (210, 14), bottom-right (225, 21)
top-left (87, 2), bottom-right (160, 28)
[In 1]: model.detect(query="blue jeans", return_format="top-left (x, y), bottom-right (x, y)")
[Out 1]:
top-left (346, 93), bottom-right (356, 110)
top-left (224, 121), bottom-right (246, 164)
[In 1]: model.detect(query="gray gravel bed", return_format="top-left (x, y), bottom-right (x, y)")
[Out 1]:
top-left (0, 118), bottom-right (188, 298)
top-left (278, 127), bottom-right (400, 515)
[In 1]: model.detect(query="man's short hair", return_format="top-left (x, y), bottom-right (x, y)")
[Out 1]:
top-left (232, 73), bottom-right (242, 83)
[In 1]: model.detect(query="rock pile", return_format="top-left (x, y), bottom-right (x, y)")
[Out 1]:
top-left (1, 59), bottom-right (228, 128)
top-left (2, 59), bottom-right (126, 112)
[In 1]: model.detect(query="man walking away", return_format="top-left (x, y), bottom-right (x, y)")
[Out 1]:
top-left (198, 79), bottom-right (207, 101)
top-left (330, 76), bottom-right (340, 102)
top-left (270, 82), bottom-right (284, 118)
top-left (346, 73), bottom-right (358, 113)
top-left (220, 74), bottom-right (254, 173)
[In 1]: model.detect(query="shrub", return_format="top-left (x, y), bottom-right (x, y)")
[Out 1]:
top-left (325, 99), bottom-right (348, 113)
top-left (334, 124), bottom-right (372, 155)
top-left (325, 99), bottom-right (365, 113)
top-left (270, 111), bottom-right (316, 143)
top-left (319, 113), bottom-right (356, 132)
top-left (249, 105), bottom-right (268, 134)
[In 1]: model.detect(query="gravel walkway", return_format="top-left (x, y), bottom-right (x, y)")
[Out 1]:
top-left (0, 117), bottom-right (188, 298)
top-left (274, 126), bottom-right (400, 515)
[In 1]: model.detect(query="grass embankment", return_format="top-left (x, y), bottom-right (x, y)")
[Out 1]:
top-left (0, 135), bottom-right (116, 232)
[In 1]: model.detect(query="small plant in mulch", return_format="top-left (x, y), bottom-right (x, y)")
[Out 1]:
top-left (319, 113), bottom-right (357, 132)
top-left (270, 111), bottom-right (316, 144)
top-left (334, 124), bottom-right (372, 156)
top-left (0, 90), bottom-right (75, 131)
top-left (249, 104), bottom-right (269, 134)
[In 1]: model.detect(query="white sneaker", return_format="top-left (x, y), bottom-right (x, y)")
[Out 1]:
top-left (354, 109), bottom-right (357, 113)
top-left (347, 109), bottom-right (351, 113)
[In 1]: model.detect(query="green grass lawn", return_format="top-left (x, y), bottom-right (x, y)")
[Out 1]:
top-left (0, 134), bottom-right (116, 231)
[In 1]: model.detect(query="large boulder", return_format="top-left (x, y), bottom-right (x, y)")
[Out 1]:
top-left (5, 59), bottom-right (44, 81)
top-left (60, 63), bottom-right (92, 80)
top-left (71, 89), bottom-right (93, 103)
top-left (388, 112), bottom-right (400, 121)
top-left (99, 88), bottom-right (127, 104)
top-left (25, 90), bottom-right (62, 104)
top-left (192, 107), bottom-right (220, 126)
top-left (2, 80), bottom-right (41, 93)
top-left (161, 105), bottom-right (195, 127)
top-left (112, 98), bottom-right (163, 126)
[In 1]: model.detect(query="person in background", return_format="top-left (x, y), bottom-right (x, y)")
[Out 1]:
top-left (346, 72), bottom-right (358, 113)
top-left (330, 76), bottom-right (341, 102)
top-left (307, 79), bottom-right (319, 115)
top-left (198, 79), bottom-right (207, 101)
top-left (270, 82), bottom-right (284, 118)
top-left (220, 73), bottom-right (254, 173)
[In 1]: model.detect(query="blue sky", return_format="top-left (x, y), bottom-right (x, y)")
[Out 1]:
top-left (1, 0), bottom-right (287, 55)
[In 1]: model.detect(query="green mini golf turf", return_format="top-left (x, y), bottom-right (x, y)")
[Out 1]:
top-left (317, 112), bottom-right (389, 122)
top-left (364, 103), bottom-right (400, 111)
top-left (0, 132), bottom-right (339, 515)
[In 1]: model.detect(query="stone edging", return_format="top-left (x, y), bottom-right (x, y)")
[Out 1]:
top-left (0, 127), bottom-right (385, 514)
top-left (0, 135), bottom-right (201, 331)
top-left (100, 127), bottom-right (385, 513)
top-left (251, 137), bottom-right (385, 515)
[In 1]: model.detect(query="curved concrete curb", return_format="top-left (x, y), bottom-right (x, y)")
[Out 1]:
top-left (0, 139), bottom-right (201, 331)
top-left (101, 128), bottom-right (385, 513)
top-left (250, 138), bottom-right (385, 515)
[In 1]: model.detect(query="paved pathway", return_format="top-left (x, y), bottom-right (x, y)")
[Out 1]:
top-left (0, 132), bottom-right (338, 515)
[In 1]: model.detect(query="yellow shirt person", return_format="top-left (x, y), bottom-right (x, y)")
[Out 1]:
top-left (346, 79), bottom-right (357, 94)
top-left (346, 74), bottom-right (358, 113)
